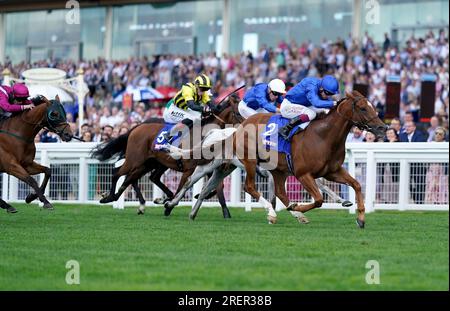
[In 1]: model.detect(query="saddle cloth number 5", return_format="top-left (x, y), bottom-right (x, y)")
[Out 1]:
top-left (157, 130), bottom-right (168, 143)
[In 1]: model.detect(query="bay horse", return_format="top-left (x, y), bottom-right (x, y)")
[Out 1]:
top-left (0, 95), bottom-right (73, 213)
top-left (91, 94), bottom-right (243, 216)
top-left (188, 91), bottom-right (387, 228)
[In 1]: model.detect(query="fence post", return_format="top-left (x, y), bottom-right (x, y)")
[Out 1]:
top-left (79, 156), bottom-right (87, 203)
top-left (365, 150), bottom-right (376, 213)
top-left (398, 159), bottom-right (409, 211)
top-left (347, 148), bottom-right (356, 214)
top-left (230, 167), bottom-right (241, 207)
top-left (192, 175), bottom-right (204, 207)
top-left (2, 173), bottom-right (8, 201)
top-left (113, 159), bottom-right (125, 209)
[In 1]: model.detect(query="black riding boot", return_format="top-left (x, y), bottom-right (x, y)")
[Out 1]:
top-left (278, 116), bottom-right (304, 140)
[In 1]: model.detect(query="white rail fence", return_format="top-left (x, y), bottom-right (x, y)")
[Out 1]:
top-left (1, 142), bottom-right (448, 213)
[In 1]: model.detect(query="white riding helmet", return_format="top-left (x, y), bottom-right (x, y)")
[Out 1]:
top-left (268, 78), bottom-right (286, 94)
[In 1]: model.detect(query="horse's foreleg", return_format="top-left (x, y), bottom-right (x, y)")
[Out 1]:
top-left (271, 170), bottom-right (310, 224)
top-left (190, 164), bottom-right (236, 220)
top-left (24, 162), bottom-right (51, 204)
top-left (316, 178), bottom-right (352, 207)
top-left (215, 180), bottom-right (231, 219)
top-left (163, 168), bottom-right (195, 216)
top-left (9, 162), bottom-right (53, 209)
top-left (325, 167), bottom-right (365, 228)
top-left (165, 160), bottom-right (222, 212)
top-left (0, 198), bottom-right (17, 213)
top-left (290, 173), bottom-right (323, 215)
top-left (243, 160), bottom-right (277, 224)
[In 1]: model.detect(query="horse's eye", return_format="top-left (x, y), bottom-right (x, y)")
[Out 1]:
top-left (361, 107), bottom-right (367, 112)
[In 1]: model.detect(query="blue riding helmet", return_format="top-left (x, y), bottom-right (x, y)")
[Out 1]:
top-left (321, 75), bottom-right (339, 95)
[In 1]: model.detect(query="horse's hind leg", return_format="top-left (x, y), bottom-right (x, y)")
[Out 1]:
top-left (112, 165), bottom-right (148, 202)
top-left (0, 198), bottom-right (17, 213)
top-left (8, 161), bottom-right (53, 210)
top-left (324, 167), bottom-right (366, 228)
top-left (24, 162), bottom-right (51, 204)
top-left (271, 170), bottom-right (310, 224)
top-left (290, 173), bottom-right (323, 215)
top-left (150, 166), bottom-right (173, 204)
top-left (100, 164), bottom-right (125, 204)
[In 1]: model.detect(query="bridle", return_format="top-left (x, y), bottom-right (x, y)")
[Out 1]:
top-left (336, 96), bottom-right (380, 132)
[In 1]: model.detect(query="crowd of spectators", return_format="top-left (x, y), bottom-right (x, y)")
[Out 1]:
top-left (1, 29), bottom-right (448, 144)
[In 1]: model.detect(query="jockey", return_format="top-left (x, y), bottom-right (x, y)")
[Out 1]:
top-left (238, 79), bottom-right (286, 119)
top-left (0, 84), bottom-right (37, 121)
top-left (162, 74), bottom-right (213, 143)
top-left (278, 75), bottom-right (339, 139)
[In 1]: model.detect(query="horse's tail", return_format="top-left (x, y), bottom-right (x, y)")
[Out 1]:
top-left (91, 132), bottom-right (130, 161)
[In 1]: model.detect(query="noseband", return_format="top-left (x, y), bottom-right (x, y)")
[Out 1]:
top-left (336, 96), bottom-right (380, 132)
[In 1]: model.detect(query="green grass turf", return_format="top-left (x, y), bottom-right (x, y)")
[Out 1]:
top-left (0, 204), bottom-right (448, 290)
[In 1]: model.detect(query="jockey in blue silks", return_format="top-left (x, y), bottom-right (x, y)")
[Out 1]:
top-left (278, 75), bottom-right (339, 139)
top-left (238, 79), bottom-right (286, 119)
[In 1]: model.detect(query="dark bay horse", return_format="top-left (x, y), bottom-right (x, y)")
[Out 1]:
top-left (91, 95), bottom-right (243, 216)
top-left (189, 91), bottom-right (387, 228)
top-left (0, 96), bottom-right (73, 213)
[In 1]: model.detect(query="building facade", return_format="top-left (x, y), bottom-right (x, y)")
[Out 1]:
top-left (1, 0), bottom-right (448, 64)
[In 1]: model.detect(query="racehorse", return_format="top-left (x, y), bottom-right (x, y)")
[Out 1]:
top-left (187, 91), bottom-right (387, 228)
top-left (91, 94), bottom-right (243, 216)
top-left (0, 95), bottom-right (73, 213)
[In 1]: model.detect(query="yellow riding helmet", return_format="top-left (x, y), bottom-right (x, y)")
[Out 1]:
top-left (194, 74), bottom-right (212, 89)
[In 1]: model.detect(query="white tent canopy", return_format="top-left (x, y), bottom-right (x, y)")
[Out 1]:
top-left (27, 84), bottom-right (74, 103)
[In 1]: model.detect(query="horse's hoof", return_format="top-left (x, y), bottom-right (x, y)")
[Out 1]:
top-left (137, 209), bottom-right (144, 215)
top-left (223, 213), bottom-right (231, 219)
top-left (43, 203), bottom-right (54, 210)
top-left (267, 215), bottom-right (277, 224)
top-left (356, 218), bottom-right (365, 229)
top-left (164, 206), bottom-right (174, 217)
top-left (297, 216), bottom-right (310, 224)
top-left (99, 197), bottom-right (110, 204)
top-left (25, 193), bottom-right (38, 204)
top-left (153, 198), bottom-right (164, 204)
top-left (342, 200), bottom-right (353, 207)
top-left (100, 192), bottom-right (109, 199)
top-left (189, 214), bottom-right (196, 221)
top-left (7, 207), bottom-right (17, 213)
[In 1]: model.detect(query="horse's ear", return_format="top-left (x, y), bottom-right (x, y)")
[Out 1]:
top-left (352, 90), bottom-right (363, 97)
top-left (345, 91), bottom-right (354, 99)
top-left (55, 95), bottom-right (60, 102)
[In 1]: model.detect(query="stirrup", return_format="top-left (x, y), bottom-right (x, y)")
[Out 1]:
top-left (279, 126), bottom-right (291, 140)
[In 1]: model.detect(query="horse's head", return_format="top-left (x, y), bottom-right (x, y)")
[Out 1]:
top-left (42, 95), bottom-right (73, 142)
top-left (213, 93), bottom-right (244, 125)
top-left (338, 91), bottom-right (387, 139)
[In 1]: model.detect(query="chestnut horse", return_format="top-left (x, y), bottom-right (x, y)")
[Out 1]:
top-left (189, 91), bottom-right (387, 228)
top-left (91, 94), bottom-right (243, 216)
top-left (0, 96), bottom-right (73, 213)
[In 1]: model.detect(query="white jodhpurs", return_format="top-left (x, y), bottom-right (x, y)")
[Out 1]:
top-left (238, 100), bottom-right (270, 119)
top-left (163, 103), bottom-right (202, 123)
top-left (280, 98), bottom-right (328, 120)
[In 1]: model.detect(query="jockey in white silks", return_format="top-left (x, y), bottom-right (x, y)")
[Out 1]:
top-left (278, 75), bottom-right (339, 139)
top-left (238, 79), bottom-right (286, 119)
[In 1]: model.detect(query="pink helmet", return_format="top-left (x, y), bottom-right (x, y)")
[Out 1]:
top-left (12, 83), bottom-right (30, 99)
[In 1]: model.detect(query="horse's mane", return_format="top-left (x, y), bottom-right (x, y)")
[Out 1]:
top-left (143, 117), bottom-right (165, 124)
